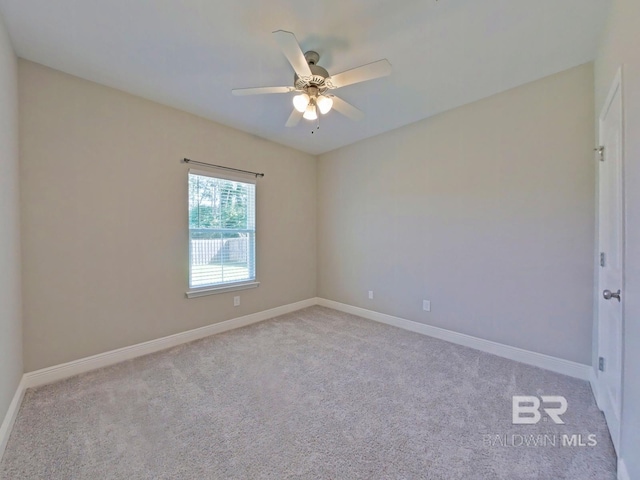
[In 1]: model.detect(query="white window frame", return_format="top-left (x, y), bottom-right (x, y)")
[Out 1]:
top-left (186, 168), bottom-right (259, 298)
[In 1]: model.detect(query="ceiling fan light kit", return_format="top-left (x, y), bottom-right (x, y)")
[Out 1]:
top-left (294, 85), bottom-right (333, 117)
top-left (317, 95), bottom-right (333, 114)
top-left (303, 102), bottom-right (318, 120)
top-left (232, 30), bottom-right (392, 128)
top-left (293, 93), bottom-right (310, 112)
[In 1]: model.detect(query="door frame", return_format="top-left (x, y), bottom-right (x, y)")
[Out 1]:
top-left (592, 66), bottom-right (625, 454)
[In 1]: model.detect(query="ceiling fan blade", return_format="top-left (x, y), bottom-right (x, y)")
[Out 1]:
top-left (273, 30), bottom-right (312, 78)
top-left (331, 96), bottom-right (365, 121)
top-left (328, 59), bottom-right (392, 89)
top-left (232, 86), bottom-right (295, 96)
top-left (285, 109), bottom-right (303, 127)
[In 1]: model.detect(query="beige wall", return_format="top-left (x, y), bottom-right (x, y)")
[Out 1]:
top-left (0, 13), bottom-right (22, 427)
top-left (318, 63), bottom-right (595, 364)
top-left (19, 60), bottom-right (317, 371)
top-left (595, 0), bottom-right (640, 475)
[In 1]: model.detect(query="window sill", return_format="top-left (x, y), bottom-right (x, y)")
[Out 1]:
top-left (186, 281), bottom-right (260, 298)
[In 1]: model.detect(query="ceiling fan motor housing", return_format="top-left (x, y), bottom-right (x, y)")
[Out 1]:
top-left (294, 51), bottom-right (330, 93)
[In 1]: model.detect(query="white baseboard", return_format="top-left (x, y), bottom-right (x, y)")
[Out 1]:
top-left (590, 369), bottom-right (603, 410)
top-left (618, 458), bottom-right (630, 480)
top-left (0, 376), bottom-right (27, 462)
top-left (317, 298), bottom-right (592, 380)
top-left (24, 298), bottom-right (317, 389)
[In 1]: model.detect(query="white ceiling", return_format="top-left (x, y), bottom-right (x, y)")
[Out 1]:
top-left (0, 0), bottom-right (609, 155)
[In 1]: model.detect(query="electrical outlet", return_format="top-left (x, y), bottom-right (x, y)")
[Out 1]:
top-left (368, 291), bottom-right (374, 299)
top-left (234, 296), bottom-right (240, 307)
top-left (423, 300), bottom-right (431, 312)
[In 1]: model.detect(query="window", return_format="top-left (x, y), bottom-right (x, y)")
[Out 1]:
top-left (187, 170), bottom-right (257, 296)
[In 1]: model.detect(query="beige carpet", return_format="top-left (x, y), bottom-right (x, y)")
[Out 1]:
top-left (0, 306), bottom-right (616, 479)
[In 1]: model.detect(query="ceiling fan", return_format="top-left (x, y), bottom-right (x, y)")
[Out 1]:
top-left (232, 30), bottom-right (392, 127)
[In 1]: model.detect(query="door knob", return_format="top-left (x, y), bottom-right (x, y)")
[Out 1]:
top-left (603, 289), bottom-right (621, 302)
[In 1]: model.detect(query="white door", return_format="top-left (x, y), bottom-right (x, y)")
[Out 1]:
top-left (596, 69), bottom-right (624, 454)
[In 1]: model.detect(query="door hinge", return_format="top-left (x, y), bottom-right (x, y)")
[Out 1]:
top-left (600, 252), bottom-right (606, 267)
top-left (595, 146), bottom-right (605, 162)
top-left (599, 357), bottom-right (605, 372)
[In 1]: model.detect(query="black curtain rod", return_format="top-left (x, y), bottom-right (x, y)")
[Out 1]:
top-left (181, 158), bottom-right (265, 178)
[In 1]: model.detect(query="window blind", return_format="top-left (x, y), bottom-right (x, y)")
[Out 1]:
top-left (188, 170), bottom-right (256, 289)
